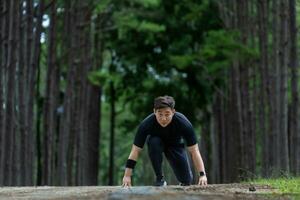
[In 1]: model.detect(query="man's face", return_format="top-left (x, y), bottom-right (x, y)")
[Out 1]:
top-left (154, 107), bottom-right (175, 127)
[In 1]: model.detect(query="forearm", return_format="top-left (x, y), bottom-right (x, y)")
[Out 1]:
top-left (124, 145), bottom-right (141, 177)
top-left (124, 153), bottom-right (138, 177)
top-left (189, 147), bottom-right (206, 173)
top-left (128, 148), bottom-right (139, 161)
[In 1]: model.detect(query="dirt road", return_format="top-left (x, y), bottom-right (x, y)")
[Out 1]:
top-left (0, 184), bottom-right (296, 200)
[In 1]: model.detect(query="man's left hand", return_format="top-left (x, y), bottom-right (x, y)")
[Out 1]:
top-left (198, 175), bottom-right (207, 186)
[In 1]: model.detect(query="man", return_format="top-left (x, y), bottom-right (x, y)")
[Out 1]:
top-left (122, 96), bottom-right (207, 187)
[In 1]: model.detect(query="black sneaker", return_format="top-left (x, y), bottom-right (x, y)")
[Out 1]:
top-left (154, 178), bottom-right (167, 186)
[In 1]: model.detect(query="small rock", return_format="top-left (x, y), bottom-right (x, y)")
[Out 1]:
top-left (249, 186), bottom-right (256, 192)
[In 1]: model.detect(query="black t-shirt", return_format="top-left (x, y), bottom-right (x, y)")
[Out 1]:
top-left (133, 112), bottom-right (198, 148)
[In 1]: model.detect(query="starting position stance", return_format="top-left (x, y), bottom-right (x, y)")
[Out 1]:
top-left (122, 96), bottom-right (207, 186)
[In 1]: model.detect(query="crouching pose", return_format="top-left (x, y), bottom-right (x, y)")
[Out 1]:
top-left (122, 96), bottom-right (207, 187)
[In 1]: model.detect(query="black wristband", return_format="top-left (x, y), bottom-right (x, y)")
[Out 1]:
top-left (126, 159), bottom-right (137, 169)
top-left (199, 171), bottom-right (206, 177)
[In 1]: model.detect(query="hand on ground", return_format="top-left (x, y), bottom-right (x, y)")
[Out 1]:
top-left (198, 176), bottom-right (207, 186)
top-left (122, 176), bottom-right (132, 187)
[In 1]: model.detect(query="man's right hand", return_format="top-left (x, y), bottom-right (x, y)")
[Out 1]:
top-left (122, 176), bottom-right (132, 187)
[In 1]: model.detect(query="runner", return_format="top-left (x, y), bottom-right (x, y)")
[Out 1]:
top-left (122, 95), bottom-right (207, 187)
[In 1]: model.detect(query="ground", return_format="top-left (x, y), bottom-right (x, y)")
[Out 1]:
top-left (0, 184), bottom-right (296, 200)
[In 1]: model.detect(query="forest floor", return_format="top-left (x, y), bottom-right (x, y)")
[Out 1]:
top-left (0, 183), bottom-right (298, 200)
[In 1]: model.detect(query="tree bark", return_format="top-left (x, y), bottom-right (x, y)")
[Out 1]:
top-left (20, 0), bottom-right (33, 185)
top-left (25, 0), bottom-right (44, 185)
top-left (57, 0), bottom-right (73, 186)
top-left (108, 81), bottom-right (116, 186)
top-left (278, 0), bottom-right (289, 172)
top-left (3, 0), bottom-right (17, 186)
top-left (17, 0), bottom-right (26, 186)
top-left (84, 13), bottom-right (102, 185)
top-left (42, 0), bottom-right (59, 185)
top-left (288, 0), bottom-right (300, 175)
top-left (0, 0), bottom-right (8, 186)
top-left (257, 0), bottom-right (273, 176)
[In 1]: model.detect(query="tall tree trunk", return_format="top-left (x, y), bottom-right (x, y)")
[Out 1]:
top-left (75, 1), bottom-right (93, 185)
top-left (57, 0), bottom-right (73, 186)
top-left (0, 0), bottom-right (8, 186)
top-left (108, 81), bottom-right (116, 186)
top-left (278, 0), bottom-right (289, 173)
top-left (219, 92), bottom-right (227, 183)
top-left (17, 0), bottom-right (26, 186)
top-left (288, 0), bottom-right (300, 175)
top-left (85, 85), bottom-right (101, 185)
top-left (68, 4), bottom-right (80, 185)
top-left (36, 63), bottom-right (43, 185)
top-left (200, 110), bottom-right (210, 182)
top-left (233, 60), bottom-right (243, 181)
top-left (247, 4), bottom-right (256, 175)
top-left (21, 0), bottom-right (34, 185)
top-left (13, 0), bottom-right (22, 186)
top-left (211, 94), bottom-right (221, 183)
top-left (25, 0), bottom-right (44, 185)
top-left (42, 0), bottom-right (58, 185)
top-left (268, 0), bottom-right (281, 177)
top-left (3, 0), bottom-right (17, 186)
top-left (237, 0), bottom-right (256, 178)
top-left (257, 0), bottom-right (273, 176)
top-left (84, 13), bottom-right (103, 185)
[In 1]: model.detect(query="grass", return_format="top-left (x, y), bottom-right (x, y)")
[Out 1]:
top-left (250, 177), bottom-right (300, 194)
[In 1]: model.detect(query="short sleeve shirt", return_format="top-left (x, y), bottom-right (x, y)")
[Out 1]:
top-left (133, 112), bottom-right (197, 148)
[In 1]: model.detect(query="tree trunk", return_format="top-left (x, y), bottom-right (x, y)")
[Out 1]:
top-left (84, 13), bottom-right (103, 185)
top-left (68, 4), bottom-right (80, 185)
top-left (26, 0), bottom-right (44, 185)
top-left (36, 62), bottom-right (43, 185)
top-left (0, 0), bottom-right (8, 186)
top-left (278, 0), bottom-right (289, 173)
top-left (3, 0), bottom-right (17, 186)
top-left (13, 0), bottom-right (22, 186)
top-left (57, 0), bottom-right (73, 186)
top-left (211, 94), bottom-right (221, 183)
top-left (21, 0), bottom-right (34, 185)
top-left (108, 81), bottom-right (116, 186)
top-left (288, 0), bottom-right (300, 175)
top-left (17, 0), bottom-right (27, 186)
top-left (257, 0), bottom-right (273, 176)
top-left (42, 0), bottom-right (59, 185)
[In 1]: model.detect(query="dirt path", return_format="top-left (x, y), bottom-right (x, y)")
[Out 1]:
top-left (0, 184), bottom-right (295, 200)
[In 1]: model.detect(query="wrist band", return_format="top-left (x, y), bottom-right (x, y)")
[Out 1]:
top-left (199, 171), bottom-right (206, 177)
top-left (126, 159), bottom-right (137, 169)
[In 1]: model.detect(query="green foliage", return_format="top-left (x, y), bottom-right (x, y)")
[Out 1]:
top-left (132, 0), bottom-right (161, 8)
top-left (87, 70), bottom-right (109, 86)
top-left (252, 177), bottom-right (300, 194)
top-left (201, 30), bottom-right (258, 62)
top-left (198, 30), bottom-right (259, 79)
top-left (113, 12), bottom-right (165, 41)
top-left (111, 0), bottom-right (165, 41)
top-left (97, 0), bottom-right (226, 145)
top-left (93, 0), bottom-right (111, 14)
top-left (88, 49), bottom-right (125, 98)
top-left (94, 0), bottom-right (260, 185)
top-left (138, 20), bottom-right (166, 32)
